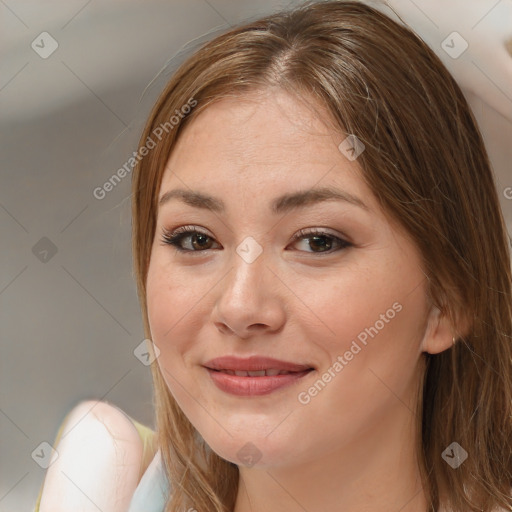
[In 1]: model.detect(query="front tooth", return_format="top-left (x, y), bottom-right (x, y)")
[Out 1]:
top-left (247, 370), bottom-right (266, 377)
top-left (265, 369), bottom-right (280, 376)
top-left (225, 369), bottom-right (236, 375)
top-left (234, 370), bottom-right (248, 376)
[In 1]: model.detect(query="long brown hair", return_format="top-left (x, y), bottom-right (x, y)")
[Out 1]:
top-left (131, 1), bottom-right (512, 510)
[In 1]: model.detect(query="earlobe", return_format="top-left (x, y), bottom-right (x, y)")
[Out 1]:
top-left (421, 306), bottom-right (457, 355)
top-left (506, 37), bottom-right (512, 57)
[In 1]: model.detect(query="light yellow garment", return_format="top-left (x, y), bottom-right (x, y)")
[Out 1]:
top-left (33, 412), bottom-right (156, 512)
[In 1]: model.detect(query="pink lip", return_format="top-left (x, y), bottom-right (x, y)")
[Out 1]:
top-left (203, 355), bottom-right (313, 372)
top-left (205, 368), bottom-right (313, 396)
top-left (203, 356), bottom-right (315, 397)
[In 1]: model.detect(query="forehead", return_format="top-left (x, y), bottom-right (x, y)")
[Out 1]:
top-left (159, 89), bottom-right (372, 209)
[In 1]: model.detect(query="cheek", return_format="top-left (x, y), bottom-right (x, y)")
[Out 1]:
top-left (298, 258), bottom-right (428, 373)
top-left (145, 255), bottom-right (203, 358)
top-left (291, 265), bottom-right (428, 439)
top-left (145, 257), bottom-right (206, 404)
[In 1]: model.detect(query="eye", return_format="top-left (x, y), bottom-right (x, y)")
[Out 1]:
top-left (160, 226), bottom-right (352, 255)
top-left (288, 228), bottom-right (352, 254)
top-left (160, 226), bottom-right (220, 253)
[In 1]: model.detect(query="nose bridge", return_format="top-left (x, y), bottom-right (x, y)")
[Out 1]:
top-left (227, 245), bottom-right (268, 300)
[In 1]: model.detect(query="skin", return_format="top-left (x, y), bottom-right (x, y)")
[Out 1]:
top-left (146, 88), bottom-right (455, 512)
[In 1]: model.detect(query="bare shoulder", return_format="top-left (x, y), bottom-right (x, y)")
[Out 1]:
top-left (38, 400), bottom-right (144, 512)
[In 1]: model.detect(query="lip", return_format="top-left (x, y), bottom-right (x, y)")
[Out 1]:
top-left (205, 368), bottom-right (314, 396)
top-left (203, 355), bottom-right (314, 372)
top-left (203, 356), bottom-right (315, 397)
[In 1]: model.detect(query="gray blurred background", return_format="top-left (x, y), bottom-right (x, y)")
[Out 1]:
top-left (1, 1), bottom-right (511, 511)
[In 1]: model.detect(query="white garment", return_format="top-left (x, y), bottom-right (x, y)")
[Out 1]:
top-left (127, 449), bottom-right (170, 512)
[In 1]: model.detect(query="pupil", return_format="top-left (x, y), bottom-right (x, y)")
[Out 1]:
top-left (192, 233), bottom-right (210, 249)
top-left (310, 236), bottom-right (331, 252)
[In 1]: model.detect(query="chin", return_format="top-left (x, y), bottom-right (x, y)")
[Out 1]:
top-left (202, 431), bottom-right (299, 470)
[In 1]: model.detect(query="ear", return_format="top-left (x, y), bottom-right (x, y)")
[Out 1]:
top-left (421, 306), bottom-right (456, 355)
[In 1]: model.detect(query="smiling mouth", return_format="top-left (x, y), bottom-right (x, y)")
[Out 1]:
top-left (210, 368), bottom-right (313, 377)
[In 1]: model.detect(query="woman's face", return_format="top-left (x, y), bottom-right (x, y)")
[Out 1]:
top-left (146, 88), bottom-right (436, 469)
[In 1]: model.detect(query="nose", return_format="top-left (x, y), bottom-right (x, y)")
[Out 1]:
top-left (211, 252), bottom-right (287, 339)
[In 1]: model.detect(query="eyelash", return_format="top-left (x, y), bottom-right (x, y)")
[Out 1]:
top-left (160, 225), bottom-right (352, 255)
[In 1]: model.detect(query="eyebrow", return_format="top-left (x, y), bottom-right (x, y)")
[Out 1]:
top-left (158, 186), bottom-right (369, 214)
